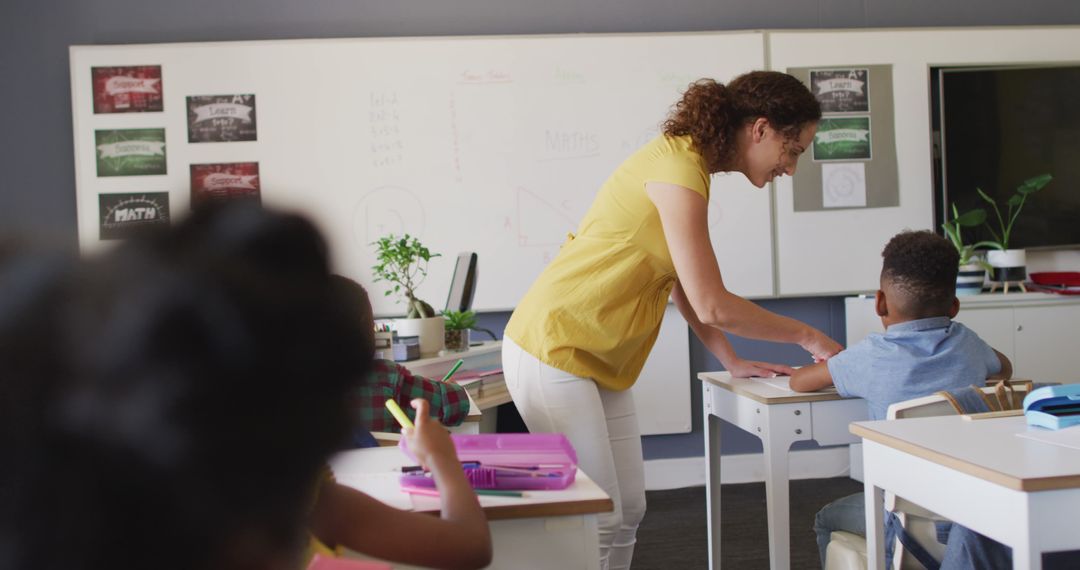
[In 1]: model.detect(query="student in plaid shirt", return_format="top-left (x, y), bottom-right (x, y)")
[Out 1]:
top-left (331, 276), bottom-right (470, 435)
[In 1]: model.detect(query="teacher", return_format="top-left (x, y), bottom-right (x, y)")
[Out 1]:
top-left (502, 71), bottom-right (843, 570)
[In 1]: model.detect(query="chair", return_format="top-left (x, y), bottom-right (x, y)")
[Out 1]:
top-left (825, 382), bottom-right (1031, 570)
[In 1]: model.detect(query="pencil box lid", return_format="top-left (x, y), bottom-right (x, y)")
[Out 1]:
top-left (399, 433), bottom-right (578, 490)
top-left (1023, 384), bottom-right (1080, 430)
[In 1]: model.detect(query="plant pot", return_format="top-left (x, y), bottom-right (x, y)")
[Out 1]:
top-left (956, 262), bottom-right (986, 296)
top-left (986, 249), bottom-right (1027, 283)
top-left (392, 316), bottom-right (445, 357)
top-left (444, 328), bottom-right (471, 352)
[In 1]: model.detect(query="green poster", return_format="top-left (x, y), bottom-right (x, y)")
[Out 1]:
top-left (95, 128), bottom-right (167, 176)
top-left (813, 117), bottom-right (871, 161)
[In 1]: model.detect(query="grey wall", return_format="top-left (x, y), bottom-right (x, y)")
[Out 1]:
top-left (3, 0), bottom-right (1079, 458)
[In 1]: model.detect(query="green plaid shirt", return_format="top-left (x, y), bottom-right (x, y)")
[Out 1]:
top-left (353, 359), bottom-right (470, 431)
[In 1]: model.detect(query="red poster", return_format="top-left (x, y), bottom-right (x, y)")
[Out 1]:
top-left (92, 65), bottom-right (164, 114)
top-left (190, 162), bottom-right (261, 209)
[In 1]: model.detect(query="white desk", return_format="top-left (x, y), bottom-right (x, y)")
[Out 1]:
top-left (330, 446), bottom-right (613, 570)
top-left (699, 371), bottom-right (868, 570)
top-left (853, 415), bottom-right (1080, 570)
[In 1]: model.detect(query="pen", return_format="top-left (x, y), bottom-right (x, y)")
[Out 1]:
top-left (441, 359), bottom-right (464, 382)
top-left (385, 399), bottom-right (414, 429)
top-left (402, 487), bottom-right (525, 498)
top-left (476, 489), bottom-right (524, 497)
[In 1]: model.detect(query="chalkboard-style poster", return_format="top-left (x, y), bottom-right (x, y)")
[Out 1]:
top-left (98, 192), bottom-right (171, 240)
top-left (813, 117), bottom-right (872, 161)
top-left (186, 95), bottom-right (258, 142)
top-left (91, 65), bottom-right (163, 114)
top-left (190, 162), bottom-right (261, 208)
top-left (810, 68), bottom-right (869, 113)
top-left (95, 128), bottom-right (167, 177)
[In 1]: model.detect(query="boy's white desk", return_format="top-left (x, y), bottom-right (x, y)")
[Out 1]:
top-left (853, 415), bottom-right (1080, 570)
top-left (330, 445), bottom-right (613, 570)
top-left (698, 371), bottom-right (868, 570)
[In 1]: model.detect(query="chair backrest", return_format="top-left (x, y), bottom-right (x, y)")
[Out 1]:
top-left (885, 381), bottom-right (1033, 420)
top-left (885, 394), bottom-right (957, 420)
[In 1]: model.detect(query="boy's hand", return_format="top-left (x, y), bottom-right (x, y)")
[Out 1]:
top-left (402, 399), bottom-right (458, 472)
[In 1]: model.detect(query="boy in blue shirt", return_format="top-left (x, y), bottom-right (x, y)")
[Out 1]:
top-left (790, 230), bottom-right (1012, 568)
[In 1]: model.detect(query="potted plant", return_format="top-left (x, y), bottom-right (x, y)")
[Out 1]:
top-left (371, 234), bottom-right (444, 356)
top-left (443, 309), bottom-right (476, 352)
top-left (941, 203), bottom-right (994, 296)
top-left (975, 173), bottom-right (1053, 289)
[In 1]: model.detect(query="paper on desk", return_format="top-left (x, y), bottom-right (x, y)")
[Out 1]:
top-left (334, 472), bottom-right (413, 511)
top-left (756, 376), bottom-right (797, 393)
top-left (755, 376), bottom-right (838, 395)
top-left (1015, 425), bottom-right (1080, 451)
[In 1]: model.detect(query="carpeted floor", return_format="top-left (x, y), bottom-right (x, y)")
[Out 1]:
top-left (633, 477), bottom-right (864, 570)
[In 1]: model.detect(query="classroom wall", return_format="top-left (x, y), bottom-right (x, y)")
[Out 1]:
top-left (3, 0), bottom-right (1079, 459)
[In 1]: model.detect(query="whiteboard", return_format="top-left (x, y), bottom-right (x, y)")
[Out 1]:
top-left (769, 27), bottom-right (1080, 296)
top-left (70, 32), bottom-right (772, 316)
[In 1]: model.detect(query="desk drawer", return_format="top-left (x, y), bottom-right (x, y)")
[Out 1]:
top-left (811, 398), bottom-right (868, 446)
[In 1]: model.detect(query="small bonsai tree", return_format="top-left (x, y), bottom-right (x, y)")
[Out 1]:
top-left (371, 234), bottom-right (441, 318)
top-left (443, 309), bottom-right (477, 331)
top-left (941, 203), bottom-right (993, 269)
top-left (976, 173), bottom-right (1053, 250)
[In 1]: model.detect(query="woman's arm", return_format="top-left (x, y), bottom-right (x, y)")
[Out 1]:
top-left (646, 182), bottom-right (841, 361)
top-left (672, 281), bottom-right (794, 377)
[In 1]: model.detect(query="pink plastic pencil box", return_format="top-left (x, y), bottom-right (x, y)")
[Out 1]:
top-left (398, 433), bottom-right (578, 491)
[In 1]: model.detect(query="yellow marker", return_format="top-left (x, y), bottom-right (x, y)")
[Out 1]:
top-left (385, 399), bottom-right (414, 429)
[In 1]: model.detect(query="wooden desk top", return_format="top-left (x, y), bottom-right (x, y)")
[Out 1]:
top-left (330, 446), bottom-right (613, 521)
top-left (851, 415), bottom-right (1080, 492)
top-left (698, 371), bottom-right (852, 405)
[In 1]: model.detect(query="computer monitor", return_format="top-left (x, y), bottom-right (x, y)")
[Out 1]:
top-left (445, 252), bottom-right (478, 313)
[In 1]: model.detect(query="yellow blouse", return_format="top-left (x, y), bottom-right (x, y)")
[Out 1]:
top-left (505, 135), bottom-right (709, 390)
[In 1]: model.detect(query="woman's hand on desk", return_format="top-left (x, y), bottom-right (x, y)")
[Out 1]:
top-left (725, 358), bottom-right (795, 378)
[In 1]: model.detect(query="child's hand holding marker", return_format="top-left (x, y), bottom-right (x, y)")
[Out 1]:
top-left (388, 399), bottom-right (460, 475)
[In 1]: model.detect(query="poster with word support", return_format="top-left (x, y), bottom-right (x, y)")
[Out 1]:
top-left (190, 162), bottom-right (261, 209)
top-left (98, 192), bottom-right (171, 240)
top-left (186, 94), bottom-right (258, 142)
top-left (813, 117), bottom-right (871, 161)
top-left (91, 65), bottom-right (163, 114)
top-left (810, 69), bottom-right (869, 113)
top-left (95, 128), bottom-right (167, 176)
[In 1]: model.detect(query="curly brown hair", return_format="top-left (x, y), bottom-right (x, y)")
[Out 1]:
top-left (662, 71), bottom-right (821, 172)
top-left (881, 230), bottom-right (960, 318)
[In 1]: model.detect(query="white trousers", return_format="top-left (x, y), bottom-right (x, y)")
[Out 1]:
top-left (502, 336), bottom-right (646, 570)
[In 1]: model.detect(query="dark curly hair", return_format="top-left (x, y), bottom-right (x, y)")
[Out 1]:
top-left (0, 203), bottom-right (372, 570)
top-left (662, 71), bottom-right (821, 173)
top-left (881, 230), bottom-right (960, 318)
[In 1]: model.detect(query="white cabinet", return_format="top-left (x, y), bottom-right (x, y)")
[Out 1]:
top-left (1013, 304), bottom-right (1080, 384)
top-left (844, 293), bottom-right (1080, 385)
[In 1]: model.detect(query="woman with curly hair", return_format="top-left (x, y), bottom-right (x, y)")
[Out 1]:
top-left (502, 70), bottom-right (843, 569)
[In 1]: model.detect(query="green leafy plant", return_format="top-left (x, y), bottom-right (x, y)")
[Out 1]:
top-left (443, 310), bottom-right (477, 331)
top-left (371, 234), bottom-right (441, 318)
top-left (975, 173), bottom-right (1053, 250)
top-left (941, 203), bottom-right (993, 269)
